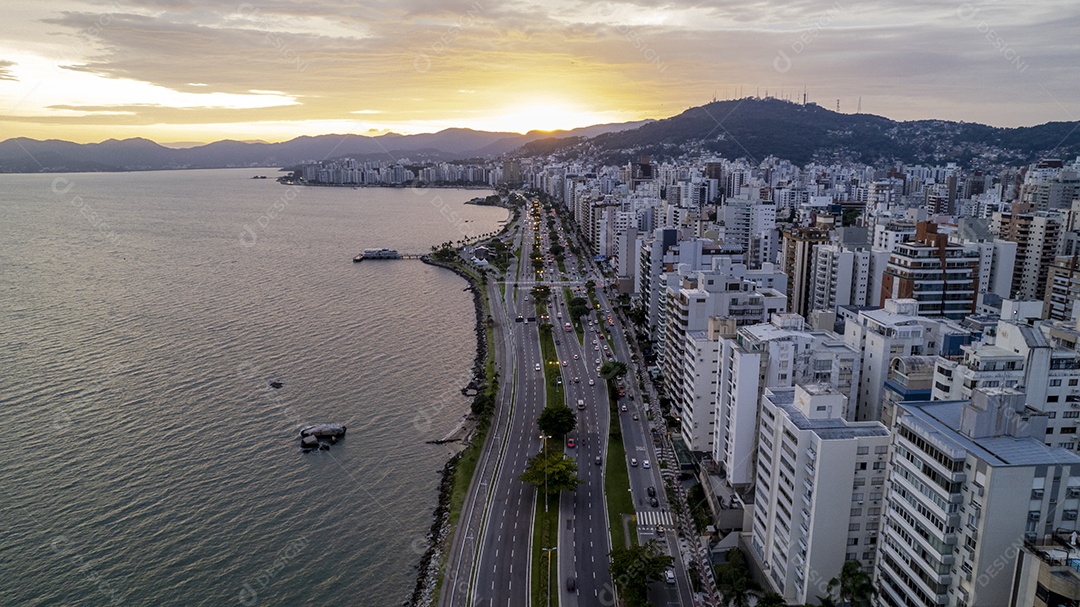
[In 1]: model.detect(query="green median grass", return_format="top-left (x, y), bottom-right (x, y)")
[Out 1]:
top-left (604, 384), bottom-right (637, 551)
top-left (531, 488), bottom-right (560, 607)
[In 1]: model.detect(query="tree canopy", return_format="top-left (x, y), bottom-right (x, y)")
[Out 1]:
top-left (600, 361), bottom-right (628, 382)
top-left (715, 548), bottom-right (760, 607)
top-left (520, 450), bottom-right (582, 494)
top-left (537, 405), bottom-right (576, 437)
top-left (609, 541), bottom-right (673, 607)
top-left (826, 560), bottom-right (876, 607)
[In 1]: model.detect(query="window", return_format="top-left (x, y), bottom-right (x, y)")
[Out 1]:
top-left (853, 493), bottom-right (864, 502)
top-left (851, 508), bottom-right (863, 517)
top-left (870, 492), bottom-right (883, 501)
top-left (873, 461), bottom-right (886, 470)
top-left (1064, 411), bottom-right (1080, 419)
top-left (1064, 510), bottom-right (1078, 521)
top-left (856, 462), bottom-right (867, 471)
top-left (1062, 427), bottom-right (1077, 435)
top-left (847, 538), bottom-right (859, 546)
top-left (857, 446), bottom-right (870, 455)
top-left (849, 523), bottom-right (861, 532)
top-left (1052, 379), bottom-right (1062, 386)
top-left (1070, 379), bottom-right (1079, 386)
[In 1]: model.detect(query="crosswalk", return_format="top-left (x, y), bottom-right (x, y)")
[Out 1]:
top-left (636, 510), bottom-right (673, 527)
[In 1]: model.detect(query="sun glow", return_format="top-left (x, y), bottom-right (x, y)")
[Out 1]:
top-left (480, 102), bottom-right (618, 134)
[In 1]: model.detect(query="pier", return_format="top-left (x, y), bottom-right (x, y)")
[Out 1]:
top-left (352, 249), bottom-right (425, 262)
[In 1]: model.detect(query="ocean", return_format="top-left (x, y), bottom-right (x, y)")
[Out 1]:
top-left (0, 168), bottom-right (508, 606)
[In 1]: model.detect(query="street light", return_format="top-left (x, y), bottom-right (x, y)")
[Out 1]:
top-left (542, 546), bottom-right (557, 606)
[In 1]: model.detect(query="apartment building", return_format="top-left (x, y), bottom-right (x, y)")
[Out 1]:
top-left (750, 385), bottom-right (890, 604)
top-left (877, 389), bottom-right (1080, 607)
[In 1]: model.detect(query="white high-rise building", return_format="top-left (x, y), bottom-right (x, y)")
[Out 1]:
top-left (750, 384), bottom-right (890, 604)
top-left (877, 389), bottom-right (1080, 607)
top-left (810, 243), bottom-right (872, 312)
top-left (715, 314), bottom-right (860, 487)
top-left (843, 299), bottom-right (971, 421)
top-left (661, 260), bottom-right (787, 451)
top-left (932, 321), bottom-right (1080, 452)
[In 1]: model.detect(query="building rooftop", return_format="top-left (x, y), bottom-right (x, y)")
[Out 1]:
top-left (766, 387), bottom-right (890, 441)
top-left (899, 399), bottom-right (1080, 467)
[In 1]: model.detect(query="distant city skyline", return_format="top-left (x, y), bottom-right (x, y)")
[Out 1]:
top-left (2, 0), bottom-right (1077, 144)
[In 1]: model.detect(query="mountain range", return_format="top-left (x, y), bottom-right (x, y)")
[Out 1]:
top-left (534, 98), bottom-right (1080, 168)
top-left (0, 121), bottom-right (650, 173)
top-left (2, 98), bottom-right (1078, 173)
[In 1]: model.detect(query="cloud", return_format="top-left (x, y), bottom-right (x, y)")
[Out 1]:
top-left (1, 0), bottom-right (1078, 142)
top-left (0, 60), bottom-right (16, 81)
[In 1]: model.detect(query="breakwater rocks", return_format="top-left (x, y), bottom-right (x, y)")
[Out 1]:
top-left (405, 256), bottom-right (489, 607)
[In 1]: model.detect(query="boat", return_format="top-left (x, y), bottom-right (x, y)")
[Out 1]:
top-left (352, 248), bottom-right (401, 262)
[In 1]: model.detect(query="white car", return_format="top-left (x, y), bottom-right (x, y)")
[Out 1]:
top-left (643, 460), bottom-right (651, 469)
top-left (588, 379), bottom-right (595, 386)
top-left (534, 363), bottom-right (541, 371)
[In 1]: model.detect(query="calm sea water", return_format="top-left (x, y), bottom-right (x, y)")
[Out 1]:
top-left (0, 169), bottom-right (507, 606)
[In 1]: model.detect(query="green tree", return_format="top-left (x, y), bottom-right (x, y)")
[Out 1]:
top-left (568, 296), bottom-right (590, 320)
top-left (520, 450), bottom-right (582, 494)
top-left (537, 405), bottom-right (576, 437)
top-left (756, 592), bottom-right (786, 607)
top-left (826, 560), bottom-right (876, 607)
top-left (715, 548), bottom-right (759, 607)
top-left (609, 541), bottom-right (673, 607)
top-left (600, 361), bottom-right (628, 382)
top-left (531, 285), bottom-right (551, 307)
top-left (538, 323), bottom-right (553, 339)
top-left (549, 243), bottom-right (564, 256)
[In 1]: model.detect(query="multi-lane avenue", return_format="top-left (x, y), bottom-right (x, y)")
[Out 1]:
top-left (440, 196), bottom-right (695, 607)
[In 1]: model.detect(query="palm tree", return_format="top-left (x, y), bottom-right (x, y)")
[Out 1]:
top-left (826, 561), bottom-right (876, 607)
top-left (715, 548), bottom-right (759, 607)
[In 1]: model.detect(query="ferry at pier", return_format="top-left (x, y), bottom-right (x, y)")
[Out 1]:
top-left (353, 248), bottom-right (401, 262)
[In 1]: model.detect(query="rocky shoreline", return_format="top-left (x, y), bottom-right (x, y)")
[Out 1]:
top-left (404, 255), bottom-right (488, 607)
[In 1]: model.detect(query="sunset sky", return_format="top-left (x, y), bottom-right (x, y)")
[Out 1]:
top-left (2, 0), bottom-right (1077, 144)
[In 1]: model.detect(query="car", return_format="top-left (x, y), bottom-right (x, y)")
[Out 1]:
top-left (574, 377), bottom-right (580, 383)
top-left (594, 346), bottom-right (599, 351)
top-left (656, 524), bottom-right (665, 534)
top-left (595, 455), bottom-right (602, 465)
top-left (534, 363), bottom-right (541, 371)
top-left (665, 570), bottom-right (675, 584)
top-left (630, 458), bottom-right (638, 467)
top-left (620, 404), bottom-right (628, 412)
top-left (556, 377), bottom-right (563, 385)
top-left (573, 354), bottom-right (579, 360)
top-left (647, 486), bottom-right (656, 497)
top-left (643, 460), bottom-right (650, 469)
top-left (650, 497), bottom-right (659, 508)
top-left (632, 413), bottom-right (639, 420)
top-left (588, 379), bottom-right (595, 386)
top-left (567, 576), bottom-right (576, 592)
top-left (595, 358), bottom-right (601, 365)
top-left (562, 360), bottom-right (568, 366)
top-left (567, 438), bottom-right (575, 448)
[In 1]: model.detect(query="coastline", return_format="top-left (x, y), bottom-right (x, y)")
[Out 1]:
top-left (404, 255), bottom-right (488, 607)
